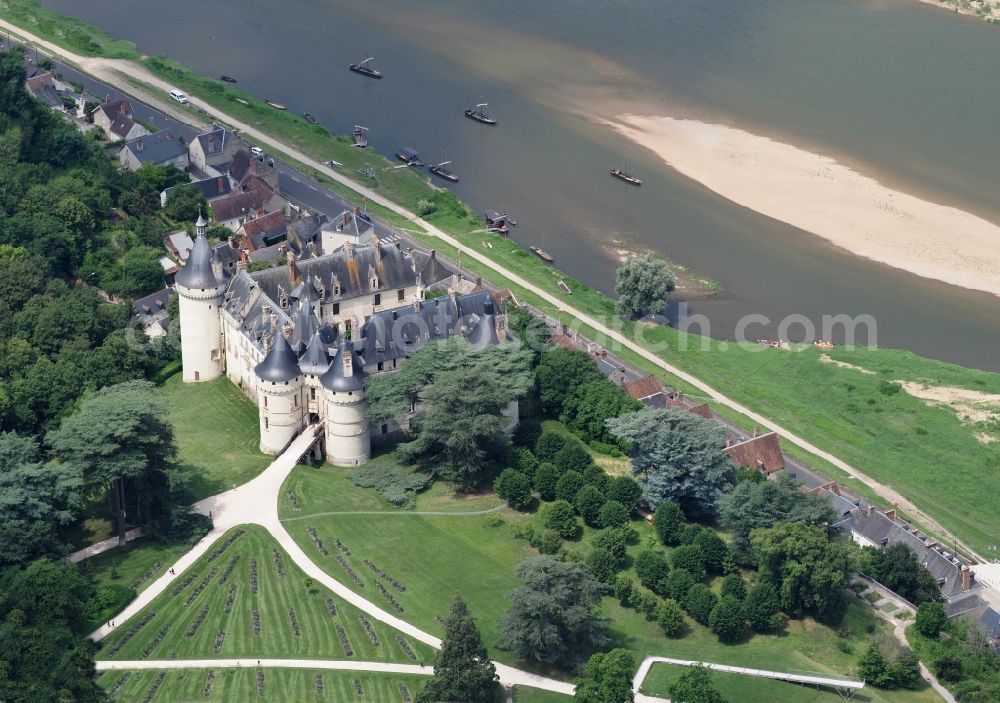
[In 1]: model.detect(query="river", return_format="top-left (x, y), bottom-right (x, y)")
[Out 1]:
top-left (39, 0), bottom-right (1000, 369)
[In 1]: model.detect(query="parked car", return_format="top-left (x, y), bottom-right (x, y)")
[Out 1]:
top-left (169, 89), bottom-right (188, 104)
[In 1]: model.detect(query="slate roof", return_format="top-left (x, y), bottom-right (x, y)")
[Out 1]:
top-left (725, 432), bottom-right (785, 474)
top-left (132, 287), bottom-right (173, 316)
top-left (254, 332), bottom-right (301, 382)
top-left (298, 328), bottom-right (334, 376)
top-left (228, 149), bottom-right (252, 182)
top-left (123, 129), bottom-right (186, 164)
top-left (319, 340), bottom-right (367, 392)
top-left (26, 72), bottom-right (62, 109)
top-left (288, 296), bottom-right (320, 354)
top-left (418, 249), bottom-right (451, 285)
top-left (167, 175), bottom-right (232, 202)
top-left (175, 232), bottom-right (220, 290)
top-left (241, 210), bottom-right (286, 241)
top-left (211, 190), bottom-right (270, 222)
top-left (96, 99), bottom-right (138, 139)
top-left (194, 124), bottom-right (228, 159)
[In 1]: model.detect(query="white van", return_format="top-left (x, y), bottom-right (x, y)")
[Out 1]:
top-left (169, 89), bottom-right (188, 104)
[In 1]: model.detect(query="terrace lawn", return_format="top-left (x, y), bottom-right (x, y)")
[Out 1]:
top-left (97, 525), bottom-right (433, 664)
top-left (161, 374), bottom-right (271, 500)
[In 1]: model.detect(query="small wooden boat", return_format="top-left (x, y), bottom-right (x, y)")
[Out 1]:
top-left (530, 245), bottom-right (554, 263)
top-left (349, 56), bottom-right (383, 79)
top-left (429, 160), bottom-right (459, 183)
top-left (220, 75), bottom-right (237, 83)
top-left (395, 147), bottom-right (422, 166)
top-left (264, 99), bottom-right (287, 110)
top-left (304, 113), bottom-right (318, 124)
top-left (465, 99), bottom-right (496, 125)
top-left (352, 125), bottom-right (368, 148)
top-left (557, 279), bottom-right (572, 293)
top-left (610, 155), bottom-right (642, 186)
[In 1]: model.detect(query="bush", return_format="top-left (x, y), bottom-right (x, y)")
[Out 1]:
top-left (575, 485), bottom-right (607, 526)
top-left (693, 529), bottom-right (729, 575)
top-left (349, 463), bottom-right (430, 509)
top-left (744, 581), bottom-right (782, 632)
top-left (857, 643), bottom-right (893, 688)
top-left (887, 648), bottom-right (922, 690)
top-left (586, 547), bottom-right (618, 584)
top-left (607, 475), bottom-right (642, 514)
top-left (635, 550), bottom-right (671, 594)
top-left (915, 601), bottom-right (947, 638)
top-left (494, 469), bottom-right (533, 511)
top-left (543, 500), bottom-right (578, 539)
top-left (534, 462), bottom-right (559, 501)
top-left (678, 524), bottom-right (704, 545)
top-left (538, 529), bottom-right (563, 555)
top-left (653, 501), bottom-right (684, 545)
top-left (515, 447), bottom-right (539, 481)
top-left (664, 569), bottom-right (696, 602)
top-left (671, 544), bottom-right (707, 582)
top-left (684, 584), bottom-right (718, 626)
top-left (555, 470), bottom-right (586, 503)
top-left (592, 527), bottom-right (629, 566)
top-left (613, 575), bottom-right (634, 606)
top-left (720, 573), bottom-right (747, 602)
top-left (581, 464), bottom-right (610, 493)
top-left (534, 431), bottom-right (566, 463)
top-left (512, 419), bottom-right (542, 448)
top-left (598, 500), bottom-right (630, 529)
top-left (416, 199), bottom-right (437, 216)
top-left (657, 598), bottom-right (686, 637)
top-left (709, 595), bottom-right (746, 643)
top-left (588, 440), bottom-right (623, 457)
top-left (553, 442), bottom-right (593, 474)
top-left (934, 654), bottom-right (962, 683)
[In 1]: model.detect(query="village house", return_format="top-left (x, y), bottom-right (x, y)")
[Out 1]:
top-left (119, 129), bottom-right (189, 171)
top-left (160, 174), bottom-right (232, 208)
top-left (24, 72), bottom-right (64, 111)
top-left (132, 288), bottom-right (174, 339)
top-left (188, 124), bottom-right (242, 173)
top-left (92, 98), bottom-right (148, 141)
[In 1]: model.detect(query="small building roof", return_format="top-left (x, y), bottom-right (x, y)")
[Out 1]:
top-left (211, 190), bottom-right (270, 222)
top-left (123, 129), bottom-right (186, 164)
top-left (25, 72), bottom-right (63, 109)
top-left (254, 332), bottom-right (301, 383)
top-left (174, 232), bottom-right (219, 290)
top-left (624, 375), bottom-right (666, 401)
top-left (228, 149), bottom-right (252, 182)
top-left (165, 175), bottom-right (232, 202)
top-left (241, 210), bottom-right (287, 241)
top-left (132, 287), bottom-right (173, 316)
top-left (725, 432), bottom-right (785, 474)
top-left (165, 230), bottom-right (195, 261)
top-left (194, 124), bottom-right (228, 158)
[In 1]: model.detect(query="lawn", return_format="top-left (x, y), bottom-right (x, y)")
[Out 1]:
top-left (161, 374), bottom-right (272, 500)
top-left (78, 539), bottom-right (191, 597)
top-left (96, 525), bottom-right (434, 664)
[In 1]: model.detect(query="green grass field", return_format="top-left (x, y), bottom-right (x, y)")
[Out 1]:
top-left (79, 539), bottom-right (191, 596)
top-left (97, 525), bottom-right (433, 664)
top-left (161, 375), bottom-right (272, 500)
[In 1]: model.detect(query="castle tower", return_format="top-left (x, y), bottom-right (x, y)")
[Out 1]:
top-left (320, 339), bottom-right (370, 466)
top-left (176, 213), bottom-right (226, 382)
top-left (254, 330), bottom-right (305, 454)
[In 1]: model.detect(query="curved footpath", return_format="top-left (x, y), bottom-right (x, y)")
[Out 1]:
top-left (0, 18), bottom-right (974, 562)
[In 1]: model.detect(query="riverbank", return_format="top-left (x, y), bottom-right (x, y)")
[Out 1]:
top-left (916, 0), bottom-right (1000, 23)
top-left (606, 113), bottom-right (1000, 298)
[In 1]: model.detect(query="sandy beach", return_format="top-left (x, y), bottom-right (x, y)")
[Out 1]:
top-left (608, 114), bottom-right (1000, 297)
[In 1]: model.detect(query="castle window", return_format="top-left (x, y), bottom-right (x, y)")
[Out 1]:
top-left (377, 361), bottom-right (384, 371)
top-left (381, 424), bottom-right (388, 435)
top-left (264, 417), bottom-right (269, 429)
top-left (374, 293), bottom-right (381, 306)
top-left (264, 396), bottom-right (268, 408)
top-left (332, 303), bottom-right (340, 315)
top-left (311, 388), bottom-right (316, 400)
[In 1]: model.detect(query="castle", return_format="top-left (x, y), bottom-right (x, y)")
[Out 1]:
top-left (175, 214), bottom-right (507, 465)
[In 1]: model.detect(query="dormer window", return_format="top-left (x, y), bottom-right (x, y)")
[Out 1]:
top-left (370, 274), bottom-right (379, 290)
top-left (279, 293), bottom-right (288, 309)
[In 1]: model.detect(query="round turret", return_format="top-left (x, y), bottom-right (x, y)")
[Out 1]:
top-left (321, 340), bottom-right (370, 466)
top-left (254, 332), bottom-right (305, 454)
top-left (176, 216), bottom-right (226, 383)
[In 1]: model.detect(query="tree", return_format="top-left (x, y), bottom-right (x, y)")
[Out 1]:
top-left (668, 665), bottom-right (726, 703)
top-left (607, 475), bottom-right (643, 514)
top-left (886, 647), bottom-right (921, 690)
top-left (543, 500), bottom-right (579, 539)
top-left (934, 655), bottom-right (962, 683)
top-left (693, 529), bottom-right (729, 576)
top-left (515, 447), bottom-right (539, 481)
top-left (576, 484), bottom-right (607, 526)
top-left (709, 596), bottom-right (746, 643)
top-left (497, 556), bottom-right (608, 666)
top-left (535, 430), bottom-right (567, 463)
top-left (556, 470), bottom-right (587, 503)
top-left (671, 544), bottom-right (707, 582)
top-left (539, 529), bottom-right (563, 555)
top-left (163, 183), bottom-right (208, 222)
top-left (369, 341), bottom-right (533, 490)
top-left (719, 574), bottom-right (747, 602)
top-left (46, 380), bottom-right (185, 544)
top-left (857, 643), bottom-right (892, 688)
top-left (657, 598), bottom-right (686, 637)
top-left (586, 547), bottom-right (619, 584)
top-left (598, 500), bottom-right (629, 529)
top-left (574, 648), bottom-right (636, 703)
top-left (561, 377), bottom-right (642, 445)
top-left (613, 575), bottom-right (635, 606)
top-left (654, 500), bottom-right (685, 545)
top-left (615, 253), bottom-right (675, 317)
top-left (534, 462), bottom-right (560, 500)
top-left (536, 348), bottom-right (603, 416)
top-left (0, 558), bottom-right (105, 702)
top-left (664, 569), bottom-right (697, 603)
top-left (915, 601), bottom-right (947, 638)
top-left (582, 464), bottom-right (611, 493)
top-left (720, 474), bottom-right (837, 565)
top-left (684, 584), bottom-right (718, 626)
top-left (749, 522), bottom-right (854, 624)
top-left (744, 580), bottom-right (782, 632)
top-left (607, 408), bottom-right (734, 519)
top-left (512, 419), bottom-right (542, 449)
top-left (416, 595), bottom-right (499, 703)
top-left (635, 550), bottom-right (671, 594)
top-left (592, 527), bottom-right (630, 567)
top-left (863, 543), bottom-right (941, 605)
top-left (494, 468), bottom-right (533, 511)
top-left (554, 442), bottom-right (594, 473)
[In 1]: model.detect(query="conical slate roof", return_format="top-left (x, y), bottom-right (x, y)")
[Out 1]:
top-left (298, 329), bottom-right (333, 376)
top-left (289, 295), bottom-right (320, 354)
top-left (175, 231), bottom-right (219, 289)
top-left (319, 339), bottom-right (366, 392)
top-left (254, 332), bottom-right (301, 382)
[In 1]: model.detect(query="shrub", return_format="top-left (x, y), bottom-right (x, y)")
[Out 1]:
top-left (534, 431), bottom-right (566, 463)
top-left (592, 527), bottom-right (629, 566)
top-left (857, 643), bottom-right (892, 688)
top-left (494, 469), bottom-right (533, 511)
top-left (575, 485), bottom-right (607, 526)
top-left (709, 595), bottom-right (746, 643)
top-left (581, 464), bottom-right (610, 492)
top-left (636, 589), bottom-right (661, 621)
top-left (543, 500), bottom-right (578, 539)
top-left (635, 550), bottom-right (671, 594)
top-left (613, 575), bottom-right (634, 606)
top-left (684, 584), bottom-right (718, 626)
top-left (934, 654), bottom-right (962, 683)
top-left (586, 547), bottom-right (618, 584)
top-left (720, 573), bottom-right (747, 602)
top-left (607, 475), bottom-right (642, 514)
top-left (515, 447), bottom-right (539, 481)
top-left (744, 581), bottom-right (782, 632)
top-left (349, 463), bottom-right (430, 509)
top-left (588, 440), bottom-right (623, 457)
top-left (534, 463), bottom-right (559, 501)
top-left (512, 419), bottom-right (542, 448)
top-left (671, 544), bottom-right (707, 582)
top-left (678, 524), bottom-right (704, 545)
top-left (555, 470), bottom-right (586, 503)
top-left (887, 647), bottom-right (921, 690)
top-left (598, 500), bottom-right (629, 529)
top-left (538, 529), bottom-right (563, 555)
top-left (653, 501), bottom-right (685, 545)
top-left (693, 529), bottom-right (729, 575)
top-left (416, 199), bottom-right (437, 215)
top-left (915, 601), bottom-right (947, 638)
top-left (664, 569), bottom-right (696, 602)
top-left (553, 442), bottom-right (593, 473)
top-left (657, 598), bottom-right (686, 637)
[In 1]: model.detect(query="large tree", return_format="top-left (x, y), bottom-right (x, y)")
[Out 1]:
top-left (614, 253), bottom-right (675, 318)
top-left (367, 339), bottom-right (533, 490)
top-left (535, 347), bottom-right (603, 416)
top-left (497, 556), bottom-right (608, 666)
top-left (574, 648), bottom-right (636, 703)
top-left (607, 408), bottom-right (734, 519)
top-left (861, 543), bottom-right (941, 606)
top-left (720, 474), bottom-right (837, 565)
top-left (47, 380), bottom-right (185, 545)
top-left (668, 665), bottom-right (726, 703)
top-left (416, 594), bottom-right (498, 703)
top-left (0, 431), bottom-right (80, 567)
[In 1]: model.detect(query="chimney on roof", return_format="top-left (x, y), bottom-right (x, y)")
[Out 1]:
top-left (344, 240), bottom-right (353, 258)
top-left (286, 250), bottom-right (300, 287)
top-left (961, 565), bottom-right (972, 591)
top-left (753, 425), bottom-right (760, 437)
top-left (886, 506), bottom-right (896, 523)
top-left (343, 345), bottom-right (354, 378)
top-left (867, 504), bottom-right (876, 517)
top-left (342, 210), bottom-right (349, 227)
top-left (136, 138), bottom-right (144, 152)
top-left (118, 100), bottom-right (126, 115)
top-left (228, 235), bottom-right (236, 249)
top-left (373, 235), bottom-right (382, 262)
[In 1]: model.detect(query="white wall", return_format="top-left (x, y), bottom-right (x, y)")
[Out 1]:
top-left (178, 283), bottom-right (224, 383)
top-left (258, 380), bottom-right (305, 454)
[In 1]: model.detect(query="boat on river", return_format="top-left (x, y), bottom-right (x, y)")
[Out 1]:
top-left (464, 99), bottom-right (496, 125)
top-left (530, 245), bottom-right (554, 263)
top-left (264, 99), bottom-right (287, 110)
top-left (610, 155), bottom-right (642, 185)
top-left (429, 160), bottom-right (459, 182)
top-left (349, 56), bottom-right (383, 79)
top-left (352, 125), bottom-right (368, 148)
top-left (396, 147), bottom-right (422, 166)
top-left (303, 112), bottom-right (318, 124)
top-left (220, 75), bottom-right (237, 83)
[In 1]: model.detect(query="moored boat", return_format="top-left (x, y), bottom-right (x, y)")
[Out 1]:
top-left (352, 125), bottom-right (369, 148)
top-left (395, 147), bottom-right (422, 166)
top-left (220, 75), bottom-right (237, 83)
top-left (610, 155), bottom-right (642, 186)
top-left (264, 99), bottom-right (287, 110)
top-left (464, 99), bottom-right (497, 125)
top-left (304, 112), bottom-right (318, 124)
top-left (530, 245), bottom-right (554, 263)
top-left (349, 56), bottom-right (383, 79)
top-left (429, 160), bottom-right (459, 182)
